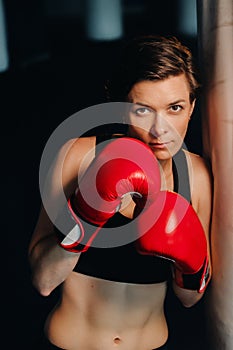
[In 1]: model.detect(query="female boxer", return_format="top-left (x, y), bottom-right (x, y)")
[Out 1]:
top-left (28, 35), bottom-right (212, 350)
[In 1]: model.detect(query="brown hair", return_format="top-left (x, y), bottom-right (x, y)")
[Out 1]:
top-left (105, 35), bottom-right (200, 103)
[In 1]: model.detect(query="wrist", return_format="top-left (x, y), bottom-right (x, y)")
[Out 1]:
top-left (54, 199), bottom-right (86, 253)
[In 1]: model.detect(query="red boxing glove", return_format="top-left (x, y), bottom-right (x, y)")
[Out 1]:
top-left (55, 137), bottom-right (161, 252)
top-left (136, 191), bottom-right (210, 293)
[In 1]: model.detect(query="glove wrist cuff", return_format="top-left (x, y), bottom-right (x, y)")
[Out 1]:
top-left (174, 257), bottom-right (211, 293)
top-left (54, 198), bottom-right (103, 253)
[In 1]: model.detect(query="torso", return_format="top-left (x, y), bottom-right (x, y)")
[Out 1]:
top-left (45, 134), bottom-right (196, 350)
top-left (45, 274), bottom-right (168, 350)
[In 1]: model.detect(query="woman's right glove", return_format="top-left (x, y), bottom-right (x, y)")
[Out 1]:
top-left (55, 137), bottom-right (161, 253)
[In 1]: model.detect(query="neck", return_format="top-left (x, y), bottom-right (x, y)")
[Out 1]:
top-left (158, 158), bottom-right (174, 191)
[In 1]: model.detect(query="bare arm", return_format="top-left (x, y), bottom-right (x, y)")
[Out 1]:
top-left (28, 206), bottom-right (80, 296)
top-left (28, 137), bottom-right (96, 296)
top-left (172, 154), bottom-right (213, 307)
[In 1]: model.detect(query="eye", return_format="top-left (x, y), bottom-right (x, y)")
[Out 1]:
top-left (134, 107), bottom-right (153, 116)
top-left (170, 105), bottom-right (183, 112)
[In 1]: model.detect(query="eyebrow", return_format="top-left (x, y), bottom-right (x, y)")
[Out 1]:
top-left (167, 99), bottom-right (186, 106)
top-left (131, 102), bottom-right (153, 108)
top-left (131, 100), bottom-right (187, 109)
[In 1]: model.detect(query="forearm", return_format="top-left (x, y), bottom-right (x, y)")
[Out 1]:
top-left (172, 258), bottom-right (212, 307)
top-left (29, 233), bottom-right (80, 296)
top-left (172, 280), bottom-right (203, 307)
top-left (172, 254), bottom-right (212, 308)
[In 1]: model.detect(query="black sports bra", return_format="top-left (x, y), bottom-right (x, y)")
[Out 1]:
top-left (74, 134), bottom-right (191, 284)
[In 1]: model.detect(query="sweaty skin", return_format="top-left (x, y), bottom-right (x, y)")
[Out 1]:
top-left (29, 75), bottom-right (212, 350)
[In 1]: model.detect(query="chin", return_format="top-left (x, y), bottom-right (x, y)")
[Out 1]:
top-left (151, 150), bottom-right (172, 161)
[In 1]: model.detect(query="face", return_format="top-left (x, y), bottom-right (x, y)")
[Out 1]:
top-left (125, 74), bottom-right (195, 161)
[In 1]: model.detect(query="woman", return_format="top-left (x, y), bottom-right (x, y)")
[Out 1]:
top-left (28, 35), bottom-right (212, 350)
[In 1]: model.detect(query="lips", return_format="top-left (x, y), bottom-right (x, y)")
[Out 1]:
top-left (149, 141), bottom-right (171, 148)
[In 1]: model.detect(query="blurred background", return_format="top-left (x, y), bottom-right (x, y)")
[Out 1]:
top-left (2, 1), bottom-right (207, 349)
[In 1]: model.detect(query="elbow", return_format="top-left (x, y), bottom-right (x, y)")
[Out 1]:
top-left (173, 281), bottom-right (204, 308)
top-left (180, 292), bottom-right (203, 308)
top-left (31, 276), bottom-right (55, 297)
top-left (38, 287), bottom-right (53, 297)
top-left (181, 300), bottom-right (199, 308)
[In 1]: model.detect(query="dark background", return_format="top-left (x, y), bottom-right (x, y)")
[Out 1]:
top-left (2, 1), bottom-right (208, 349)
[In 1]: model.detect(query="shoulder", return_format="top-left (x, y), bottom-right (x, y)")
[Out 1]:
top-left (28, 136), bottom-right (97, 250)
top-left (184, 150), bottom-right (212, 184)
top-left (183, 150), bottom-right (213, 212)
top-left (58, 133), bottom-right (126, 196)
top-left (63, 135), bottom-right (96, 159)
top-left (37, 136), bottom-right (97, 216)
top-left (55, 136), bottom-right (97, 197)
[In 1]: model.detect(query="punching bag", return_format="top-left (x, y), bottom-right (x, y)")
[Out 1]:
top-left (196, 1), bottom-right (233, 349)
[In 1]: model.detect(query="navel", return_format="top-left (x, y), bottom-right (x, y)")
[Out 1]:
top-left (113, 336), bottom-right (122, 345)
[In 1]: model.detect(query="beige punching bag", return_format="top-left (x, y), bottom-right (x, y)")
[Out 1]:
top-left (196, 0), bottom-right (233, 349)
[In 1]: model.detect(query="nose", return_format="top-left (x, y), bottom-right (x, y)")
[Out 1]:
top-left (149, 114), bottom-right (167, 138)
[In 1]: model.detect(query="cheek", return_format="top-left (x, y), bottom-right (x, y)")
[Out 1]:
top-left (127, 116), bottom-right (150, 133)
top-left (127, 125), bottom-right (148, 139)
top-left (127, 124), bottom-right (142, 135)
top-left (170, 118), bottom-right (190, 138)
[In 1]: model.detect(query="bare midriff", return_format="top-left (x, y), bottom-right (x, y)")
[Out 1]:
top-left (45, 272), bottom-right (168, 350)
